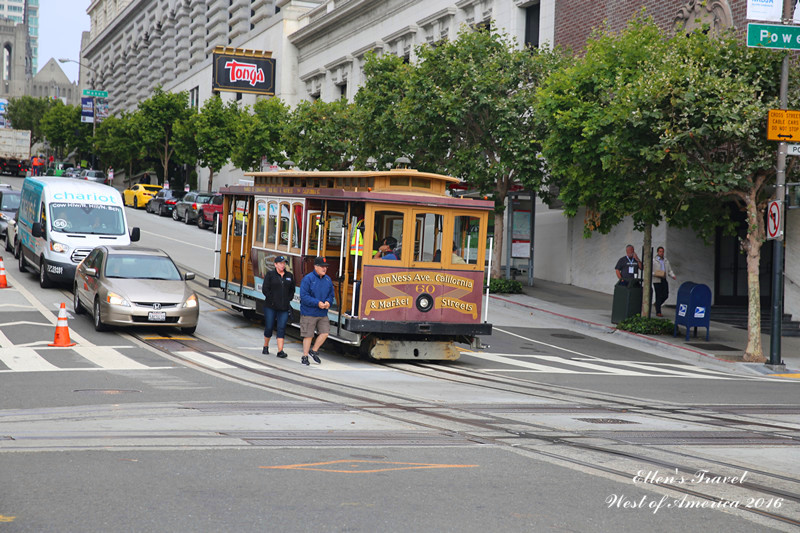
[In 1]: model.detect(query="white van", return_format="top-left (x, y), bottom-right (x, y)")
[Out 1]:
top-left (16, 177), bottom-right (140, 287)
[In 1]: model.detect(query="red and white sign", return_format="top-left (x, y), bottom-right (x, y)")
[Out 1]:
top-left (224, 60), bottom-right (265, 86)
top-left (767, 200), bottom-right (782, 240)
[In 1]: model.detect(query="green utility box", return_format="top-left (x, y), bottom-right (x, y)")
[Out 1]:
top-left (612, 279), bottom-right (642, 324)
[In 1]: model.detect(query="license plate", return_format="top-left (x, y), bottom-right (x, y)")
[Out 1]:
top-left (148, 311), bottom-right (166, 321)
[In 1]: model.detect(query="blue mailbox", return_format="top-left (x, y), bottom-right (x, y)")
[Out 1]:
top-left (673, 282), bottom-right (711, 341)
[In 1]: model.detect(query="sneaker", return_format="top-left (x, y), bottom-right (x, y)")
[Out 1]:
top-left (262, 346), bottom-right (269, 355)
top-left (276, 350), bottom-right (287, 359)
top-left (301, 356), bottom-right (310, 366)
top-left (309, 350), bottom-right (321, 364)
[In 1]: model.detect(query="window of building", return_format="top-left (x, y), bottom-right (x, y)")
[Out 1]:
top-left (189, 86), bottom-right (199, 108)
top-left (525, 4), bottom-right (540, 48)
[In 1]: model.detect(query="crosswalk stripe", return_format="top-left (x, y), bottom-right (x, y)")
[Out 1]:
top-left (173, 350), bottom-right (234, 369)
top-left (73, 346), bottom-right (151, 370)
top-left (573, 359), bottom-right (732, 379)
top-left (0, 347), bottom-right (60, 371)
top-left (207, 351), bottom-right (269, 369)
top-left (467, 353), bottom-right (574, 373)
top-left (526, 355), bottom-right (652, 376)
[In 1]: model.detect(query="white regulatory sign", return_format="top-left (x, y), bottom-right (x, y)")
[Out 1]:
top-left (788, 144), bottom-right (800, 156)
top-left (767, 200), bottom-right (783, 241)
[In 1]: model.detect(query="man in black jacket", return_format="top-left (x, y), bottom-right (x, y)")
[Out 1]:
top-left (262, 256), bottom-right (295, 358)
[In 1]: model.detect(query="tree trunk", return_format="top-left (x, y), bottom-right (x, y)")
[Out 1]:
top-left (641, 224), bottom-right (652, 318)
top-left (742, 192), bottom-right (766, 363)
top-left (162, 139), bottom-right (170, 186)
top-left (207, 168), bottom-right (214, 193)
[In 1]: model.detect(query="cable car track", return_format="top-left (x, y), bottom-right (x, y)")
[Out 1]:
top-left (128, 332), bottom-right (800, 529)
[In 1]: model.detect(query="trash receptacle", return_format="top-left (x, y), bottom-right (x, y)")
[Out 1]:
top-left (612, 279), bottom-right (643, 324)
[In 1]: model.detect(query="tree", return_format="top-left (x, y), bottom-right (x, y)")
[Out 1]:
top-left (95, 112), bottom-right (142, 187)
top-left (537, 19), bottom-right (792, 361)
top-left (283, 99), bottom-right (357, 171)
top-left (39, 102), bottom-right (92, 162)
top-left (134, 86), bottom-right (191, 186)
top-left (6, 95), bottom-right (55, 147)
top-left (230, 97), bottom-right (290, 172)
top-left (537, 20), bottom-right (692, 317)
top-left (396, 28), bottom-right (566, 277)
top-left (174, 94), bottom-right (240, 192)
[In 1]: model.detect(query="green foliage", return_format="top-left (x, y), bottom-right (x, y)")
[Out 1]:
top-left (616, 314), bottom-right (674, 335)
top-left (95, 112), bottom-right (141, 183)
top-left (231, 97), bottom-right (290, 171)
top-left (489, 278), bottom-right (523, 294)
top-left (40, 101), bottom-right (91, 160)
top-left (284, 99), bottom-right (357, 170)
top-left (6, 95), bottom-right (55, 146)
top-left (134, 86), bottom-right (192, 185)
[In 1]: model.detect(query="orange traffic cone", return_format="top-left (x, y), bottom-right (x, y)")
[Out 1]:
top-left (49, 303), bottom-right (76, 347)
top-left (0, 256), bottom-right (8, 288)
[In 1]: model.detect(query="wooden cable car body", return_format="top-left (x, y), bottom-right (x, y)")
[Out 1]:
top-left (209, 168), bottom-right (493, 360)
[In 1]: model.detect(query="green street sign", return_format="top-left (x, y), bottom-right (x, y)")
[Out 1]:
top-left (83, 89), bottom-right (108, 98)
top-left (747, 23), bottom-right (800, 50)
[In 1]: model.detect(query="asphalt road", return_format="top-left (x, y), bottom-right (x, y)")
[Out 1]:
top-left (0, 177), bottom-right (798, 532)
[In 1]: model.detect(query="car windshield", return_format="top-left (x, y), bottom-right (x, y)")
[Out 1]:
top-left (1, 192), bottom-right (20, 211)
top-left (104, 254), bottom-right (181, 280)
top-left (49, 203), bottom-right (125, 235)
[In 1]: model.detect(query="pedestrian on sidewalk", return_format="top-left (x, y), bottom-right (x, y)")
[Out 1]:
top-left (299, 256), bottom-right (334, 366)
top-left (262, 255), bottom-right (295, 358)
top-left (615, 244), bottom-right (642, 285)
top-left (652, 246), bottom-right (677, 317)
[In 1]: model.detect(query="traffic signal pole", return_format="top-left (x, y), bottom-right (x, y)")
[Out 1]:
top-left (768, 0), bottom-right (793, 369)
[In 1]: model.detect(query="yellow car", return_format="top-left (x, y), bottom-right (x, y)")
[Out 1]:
top-left (123, 184), bottom-right (162, 209)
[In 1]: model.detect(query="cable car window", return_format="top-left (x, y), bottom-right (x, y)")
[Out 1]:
top-left (266, 201), bottom-right (277, 245)
top-left (453, 214), bottom-right (481, 264)
top-left (327, 213), bottom-right (344, 251)
top-left (255, 200), bottom-right (267, 246)
top-left (279, 202), bottom-right (290, 249)
top-left (389, 176), bottom-right (409, 188)
top-left (291, 203), bottom-right (303, 253)
top-left (374, 210), bottom-right (405, 260)
top-left (307, 212), bottom-right (322, 255)
top-left (414, 212), bottom-right (443, 263)
top-left (233, 199), bottom-right (247, 236)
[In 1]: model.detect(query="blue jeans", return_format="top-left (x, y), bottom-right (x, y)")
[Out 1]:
top-left (264, 307), bottom-right (289, 339)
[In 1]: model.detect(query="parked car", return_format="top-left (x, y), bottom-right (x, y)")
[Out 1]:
top-left (0, 188), bottom-right (21, 248)
top-left (78, 169), bottom-right (109, 184)
top-left (123, 184), bottom-right (162, 209)
top-left (198, 194), bottom-right (224, 230)
top-left (173, 191), bottom-right (215, 224)
top-left (4, 212), bottom-right (18, 256)
top-left (73, 245), bottom-right (198, 334)
top-left (146, 188), bottom-right (188, 217)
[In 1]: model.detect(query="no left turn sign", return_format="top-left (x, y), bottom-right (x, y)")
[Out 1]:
top-left (767, 200), bottom-right (783, 241)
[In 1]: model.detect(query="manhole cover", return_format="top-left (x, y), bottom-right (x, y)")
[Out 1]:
top-left (687, 343), bottom-right (739, 351)
top-left (73, 389), bottom-right (141, 395)
top-left (551, 333), bottom-right (586, 340)
top-left (575, 418), bottom-right (638, 424)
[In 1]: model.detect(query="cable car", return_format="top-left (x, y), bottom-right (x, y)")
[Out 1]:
top-left (209, 166), bottom-right (493, 360)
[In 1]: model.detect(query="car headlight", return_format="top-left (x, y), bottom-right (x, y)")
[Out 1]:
top-left (50, 241), bottom-right (69, 253)
top-left (183, 294), bottom-right (198, 308)
top-left (0, 213), bottom-right (7, 222)
top-left (106, 292), bottom-right (130, 306)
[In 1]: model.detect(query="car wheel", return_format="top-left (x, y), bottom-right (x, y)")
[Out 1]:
top-left (73, 284), bottom-right (85, 315)
top-left (133, 197), bottom-right (139, 209)
top-left (3, 231), bottom-right (10, 252)
top-left (180, 325), bottom-right (197, 335)
top-left (39, 258), bottom-right (52, 288)
top-left (93, 298), bottom-right (108, 331)
top-left (146, 201), bottom-right (152, 213)
top-left (184, 211), bottom-right (191, 224)
top-left (13, 238), bottom-right (20, 259)
top-left (18, 246), bottom-right (26, 272)
top-left (197, 214), bottom-right (206, 229)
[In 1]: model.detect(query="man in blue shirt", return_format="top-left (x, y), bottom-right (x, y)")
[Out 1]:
top-left (299, 256), bottom-right (335, 366)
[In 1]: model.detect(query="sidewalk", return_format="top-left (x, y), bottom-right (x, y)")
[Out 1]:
top-left (489, 279), bottom-right (800, 378)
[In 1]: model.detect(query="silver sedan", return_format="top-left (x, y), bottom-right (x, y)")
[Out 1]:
top-left (73, 245), bottom-right (199, 334)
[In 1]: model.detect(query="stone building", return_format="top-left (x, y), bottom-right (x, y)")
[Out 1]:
top-left (80, 0), bottom-right (799, 323)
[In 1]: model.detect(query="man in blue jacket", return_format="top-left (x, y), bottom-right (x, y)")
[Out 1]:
top-left (299, 256), bottom-right (335, 366)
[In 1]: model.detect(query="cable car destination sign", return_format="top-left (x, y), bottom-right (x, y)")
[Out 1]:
top-left (212, 46), bottom-right (276, 96)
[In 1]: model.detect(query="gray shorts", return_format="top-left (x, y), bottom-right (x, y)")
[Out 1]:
top-left (300, 315), bottom-right (330, 338)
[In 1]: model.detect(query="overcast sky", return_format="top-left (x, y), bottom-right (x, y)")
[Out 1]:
top-left (37, 0), bottom-right (90, 83)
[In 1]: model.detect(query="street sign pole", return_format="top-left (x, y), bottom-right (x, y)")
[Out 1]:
top-left (768, 0), bottom-right (794, 369)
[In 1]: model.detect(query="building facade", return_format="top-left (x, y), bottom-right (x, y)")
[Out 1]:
top-left (81, 0), bottom-right (800, 319)
top-left (0, 0), bottom-right (37, 74)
